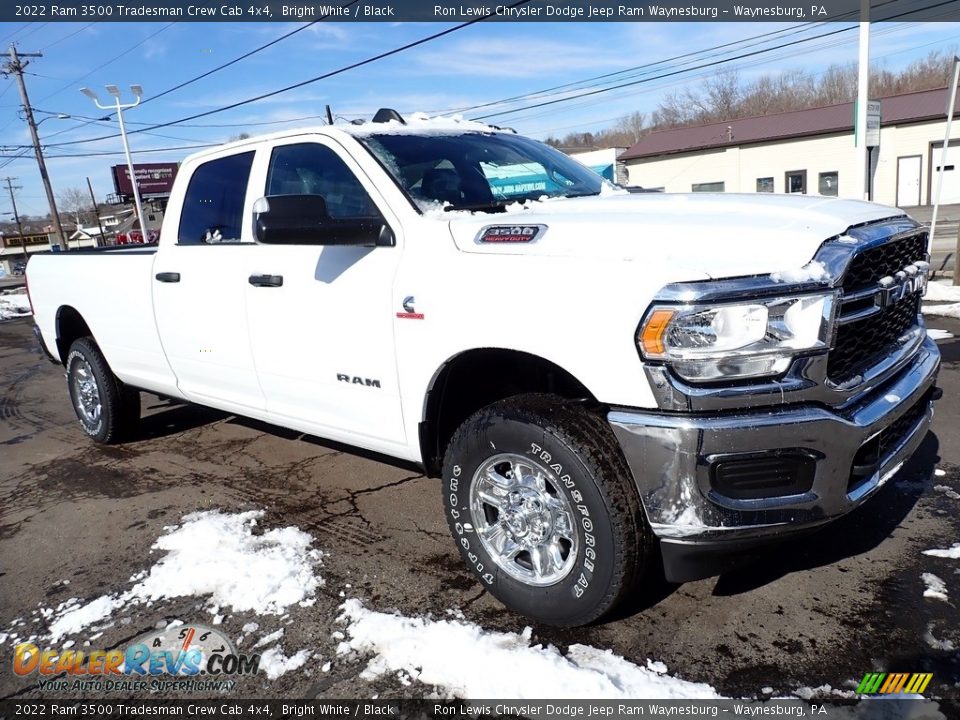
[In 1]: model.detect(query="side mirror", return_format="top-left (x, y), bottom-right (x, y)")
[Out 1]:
top-left (253, 195), bottom-right (394, 247)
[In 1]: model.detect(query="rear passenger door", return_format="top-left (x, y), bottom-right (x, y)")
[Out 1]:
top-left (153, 149), bottom-right (267, 411)
top-left (244, 137), bottom-right (406, 448)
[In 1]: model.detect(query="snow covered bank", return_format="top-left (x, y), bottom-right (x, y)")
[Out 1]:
top-left (0, 289), bottom-right (30, 321)
top-left (336, 599), bottom-right (722, 699)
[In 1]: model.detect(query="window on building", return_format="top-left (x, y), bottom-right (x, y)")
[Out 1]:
top-left (785, 170), bottom-right (807, 194)
top-left (692, 181), bottom-right (725, 193)
top-left (818, 171), bottom-right (839, 197)
top-left (178, 151), bottom-right (255, 244)
top-left (756, 177), bottom-right (774, 193)
top-left (267, 143), bottom-right (380, 220)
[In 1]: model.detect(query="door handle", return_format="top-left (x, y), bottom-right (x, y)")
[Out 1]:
top-left (155, 272), bottom-right (180, 283)
top-left (248, 274), bottom-right (283, 287)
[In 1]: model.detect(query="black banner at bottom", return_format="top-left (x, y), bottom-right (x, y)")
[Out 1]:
top-left (0, 699), bottom-right (953, 720)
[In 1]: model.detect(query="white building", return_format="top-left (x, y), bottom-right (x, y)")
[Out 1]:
top-left (621, 87), bottom-right (960, 207)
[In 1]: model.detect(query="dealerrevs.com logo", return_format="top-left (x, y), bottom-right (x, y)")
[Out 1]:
top-left (13, 624), bottom-right (259, 692)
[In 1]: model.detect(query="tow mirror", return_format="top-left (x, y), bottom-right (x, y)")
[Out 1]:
top-left (253, 195), bottom-right (394, 247)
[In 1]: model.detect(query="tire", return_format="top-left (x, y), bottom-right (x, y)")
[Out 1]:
top-left (66, 337), bottom-right (140, 444)
top-left (441, 393), bottom-right (650, 626)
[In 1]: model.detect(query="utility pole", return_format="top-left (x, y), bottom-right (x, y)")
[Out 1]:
top-left (86, 176), bottom-right (107, 247)
top-left (3, 176), bottom-right (28, 264)
top-left (2, 46), bottom-right (67, 250)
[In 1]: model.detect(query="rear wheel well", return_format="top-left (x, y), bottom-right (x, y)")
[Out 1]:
top-left (55, 306), bottom-right (92, 364)
top-left (419, 349), bottom-right (596, 477)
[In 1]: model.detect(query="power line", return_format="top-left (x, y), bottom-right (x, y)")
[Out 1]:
top-left (31, 8), bottom-right (529, 150)
top-left (40, 22), bottom-right (96, 52)
top-left (471, 0), bottom-right (956, 121)
top-left (139, 4), bottom-right (362, 110)
top-left (34, 23), bottom-right (175, 104)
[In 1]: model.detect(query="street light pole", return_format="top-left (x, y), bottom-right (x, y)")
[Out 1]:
top-left (80, 85), bottom-right (147, 241)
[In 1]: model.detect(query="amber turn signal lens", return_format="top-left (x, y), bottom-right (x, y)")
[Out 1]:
top-left (640, 309), bottom-right (675, 356)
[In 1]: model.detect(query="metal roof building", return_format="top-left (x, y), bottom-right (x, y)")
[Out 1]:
top-left (620, 86), bottom-right (960, 207)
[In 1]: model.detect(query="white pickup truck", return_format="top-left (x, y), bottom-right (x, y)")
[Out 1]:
top-left (27, 111), bottom-right (941, 626)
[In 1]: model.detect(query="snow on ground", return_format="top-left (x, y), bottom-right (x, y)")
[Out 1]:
top-left (923, 543), bottom-right (960, 559)
top-left (335, 599), bottom-right (723, 699)
top-left (923, 303), bottom-right (960, 319)
top-left (934, 484), bottom-right (960, 500)
top-left (928, 329), bottom-right (954, 340)
top-left (258, 646), bottom-right (311, 680)
top-left (925, 280), bottom-right (960, 303)
top-left (37, 510), bottom-right (322, 643)
top-left (253, 628), bottom-right (285, 649)
top-left (925, 623), bottom-right (956, 651)
top-left (0, 289), bottom-right (30, 321)
top-left (922, 573), bottom-right (949, 602)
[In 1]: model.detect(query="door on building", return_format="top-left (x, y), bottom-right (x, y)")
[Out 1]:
top-left (785, 170), bottom-right (807, 194)
top-left (897, 156), bottom-right (921, 207)
top-left (931, 142), bottom-right (960, 204)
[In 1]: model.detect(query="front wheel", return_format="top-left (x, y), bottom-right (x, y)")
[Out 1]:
top-left (441, 394), bottom-right (651, 626)
top-left (66, 338), bottom-right (140, 444)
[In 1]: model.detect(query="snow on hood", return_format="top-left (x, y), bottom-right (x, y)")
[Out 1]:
top-left (446, 192), bottom-right (904, 279)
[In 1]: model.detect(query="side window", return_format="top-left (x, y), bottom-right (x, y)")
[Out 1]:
top-left (178, 151), bottom-right (255, 244)
top-left (266, 143), bottom-right (380, 219)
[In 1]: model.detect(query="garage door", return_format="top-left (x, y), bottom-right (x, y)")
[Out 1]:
top-left (932, 142), bottom-right (960, 204)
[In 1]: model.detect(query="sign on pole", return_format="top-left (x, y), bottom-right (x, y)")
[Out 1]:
top-left (866, 100), bottom-right (881, 147)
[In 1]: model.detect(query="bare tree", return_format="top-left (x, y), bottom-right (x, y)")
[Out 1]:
top-left (57, 187), bottom-right (94, 229)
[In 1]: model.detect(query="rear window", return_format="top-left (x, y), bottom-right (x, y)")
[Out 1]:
top-left (178, 151), bottom-right (255, 244)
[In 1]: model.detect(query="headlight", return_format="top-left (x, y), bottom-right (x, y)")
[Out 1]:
top-left (638, 293), bottom-right (835, 381)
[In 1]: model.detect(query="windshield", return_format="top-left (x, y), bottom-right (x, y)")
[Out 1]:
top-left (357, 131), bottom-right (604, 213)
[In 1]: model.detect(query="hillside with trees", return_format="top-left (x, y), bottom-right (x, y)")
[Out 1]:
top-left (545, 50), bottom-right (957, 151)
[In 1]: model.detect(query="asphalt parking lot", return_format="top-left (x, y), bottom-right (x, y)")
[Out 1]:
top-left (1, 315), bottom-right (960, 701)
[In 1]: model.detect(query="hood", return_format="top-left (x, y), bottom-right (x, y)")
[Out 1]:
top-left (446, 192), bottom-right (905, 279)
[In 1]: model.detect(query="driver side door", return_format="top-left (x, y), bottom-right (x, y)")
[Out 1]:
top-left (244, 138), bottom-right (407, 450)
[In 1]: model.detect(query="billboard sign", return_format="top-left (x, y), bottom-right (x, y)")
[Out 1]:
top-left (112, 163), bottom-right (179, 197)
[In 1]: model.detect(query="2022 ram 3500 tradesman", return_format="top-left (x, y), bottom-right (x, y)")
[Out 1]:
top-left (26, 112), bottom-right (941, 626)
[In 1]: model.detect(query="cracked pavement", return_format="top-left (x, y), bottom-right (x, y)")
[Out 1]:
top-left (1, 316), bottom-right (960, 700)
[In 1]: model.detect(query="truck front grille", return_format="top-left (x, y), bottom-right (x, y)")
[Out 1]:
top-left (827, 232), bottom-right (926, 384)
top-left (828, 293), bottom-right (920, 382)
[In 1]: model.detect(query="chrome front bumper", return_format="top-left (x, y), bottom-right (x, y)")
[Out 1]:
top-left (609, 337), bottom-right (940, 551)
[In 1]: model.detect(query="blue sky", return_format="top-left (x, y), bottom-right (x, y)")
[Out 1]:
top-left (0, 19), bottom-right (958, 216)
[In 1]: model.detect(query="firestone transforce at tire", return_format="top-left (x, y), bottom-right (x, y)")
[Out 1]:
top-left (442, 394), bottom-right (651, 626)
top-left (66, 337), bottom-right (140, 444)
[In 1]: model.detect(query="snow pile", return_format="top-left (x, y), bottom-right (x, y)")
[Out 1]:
top-left (928, 329), bottom-right (954, 340)
top-left (923, 543), bottom-right (960, 559)
top-left (45, 511), bottom-right (322, 642)
top-left (925, 281), bottom-right (960, 303)
top-left (0, 289), bottom-right (30, 321)
top-left (771, 261), bottom-right (829, 284)
top-left (923, 303), bottom-right (960, 320)
top-left (259, 646), bottom-right (311, 680)
top-left (336, 600), bottom-right (722, 699)
top-left (922, 573), bottom-right (949, 602)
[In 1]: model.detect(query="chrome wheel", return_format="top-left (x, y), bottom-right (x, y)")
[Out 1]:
top-left (469, 453), bottom-right (578, 587)
top-left (70, 358), bottom-right (102, 428)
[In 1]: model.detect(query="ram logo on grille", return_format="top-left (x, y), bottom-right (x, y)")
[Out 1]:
top-left (877, 261), bottom-right (929, 309)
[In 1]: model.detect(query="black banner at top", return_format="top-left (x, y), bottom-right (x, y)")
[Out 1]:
top-left (2, 0), bottom-right (959, 22)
